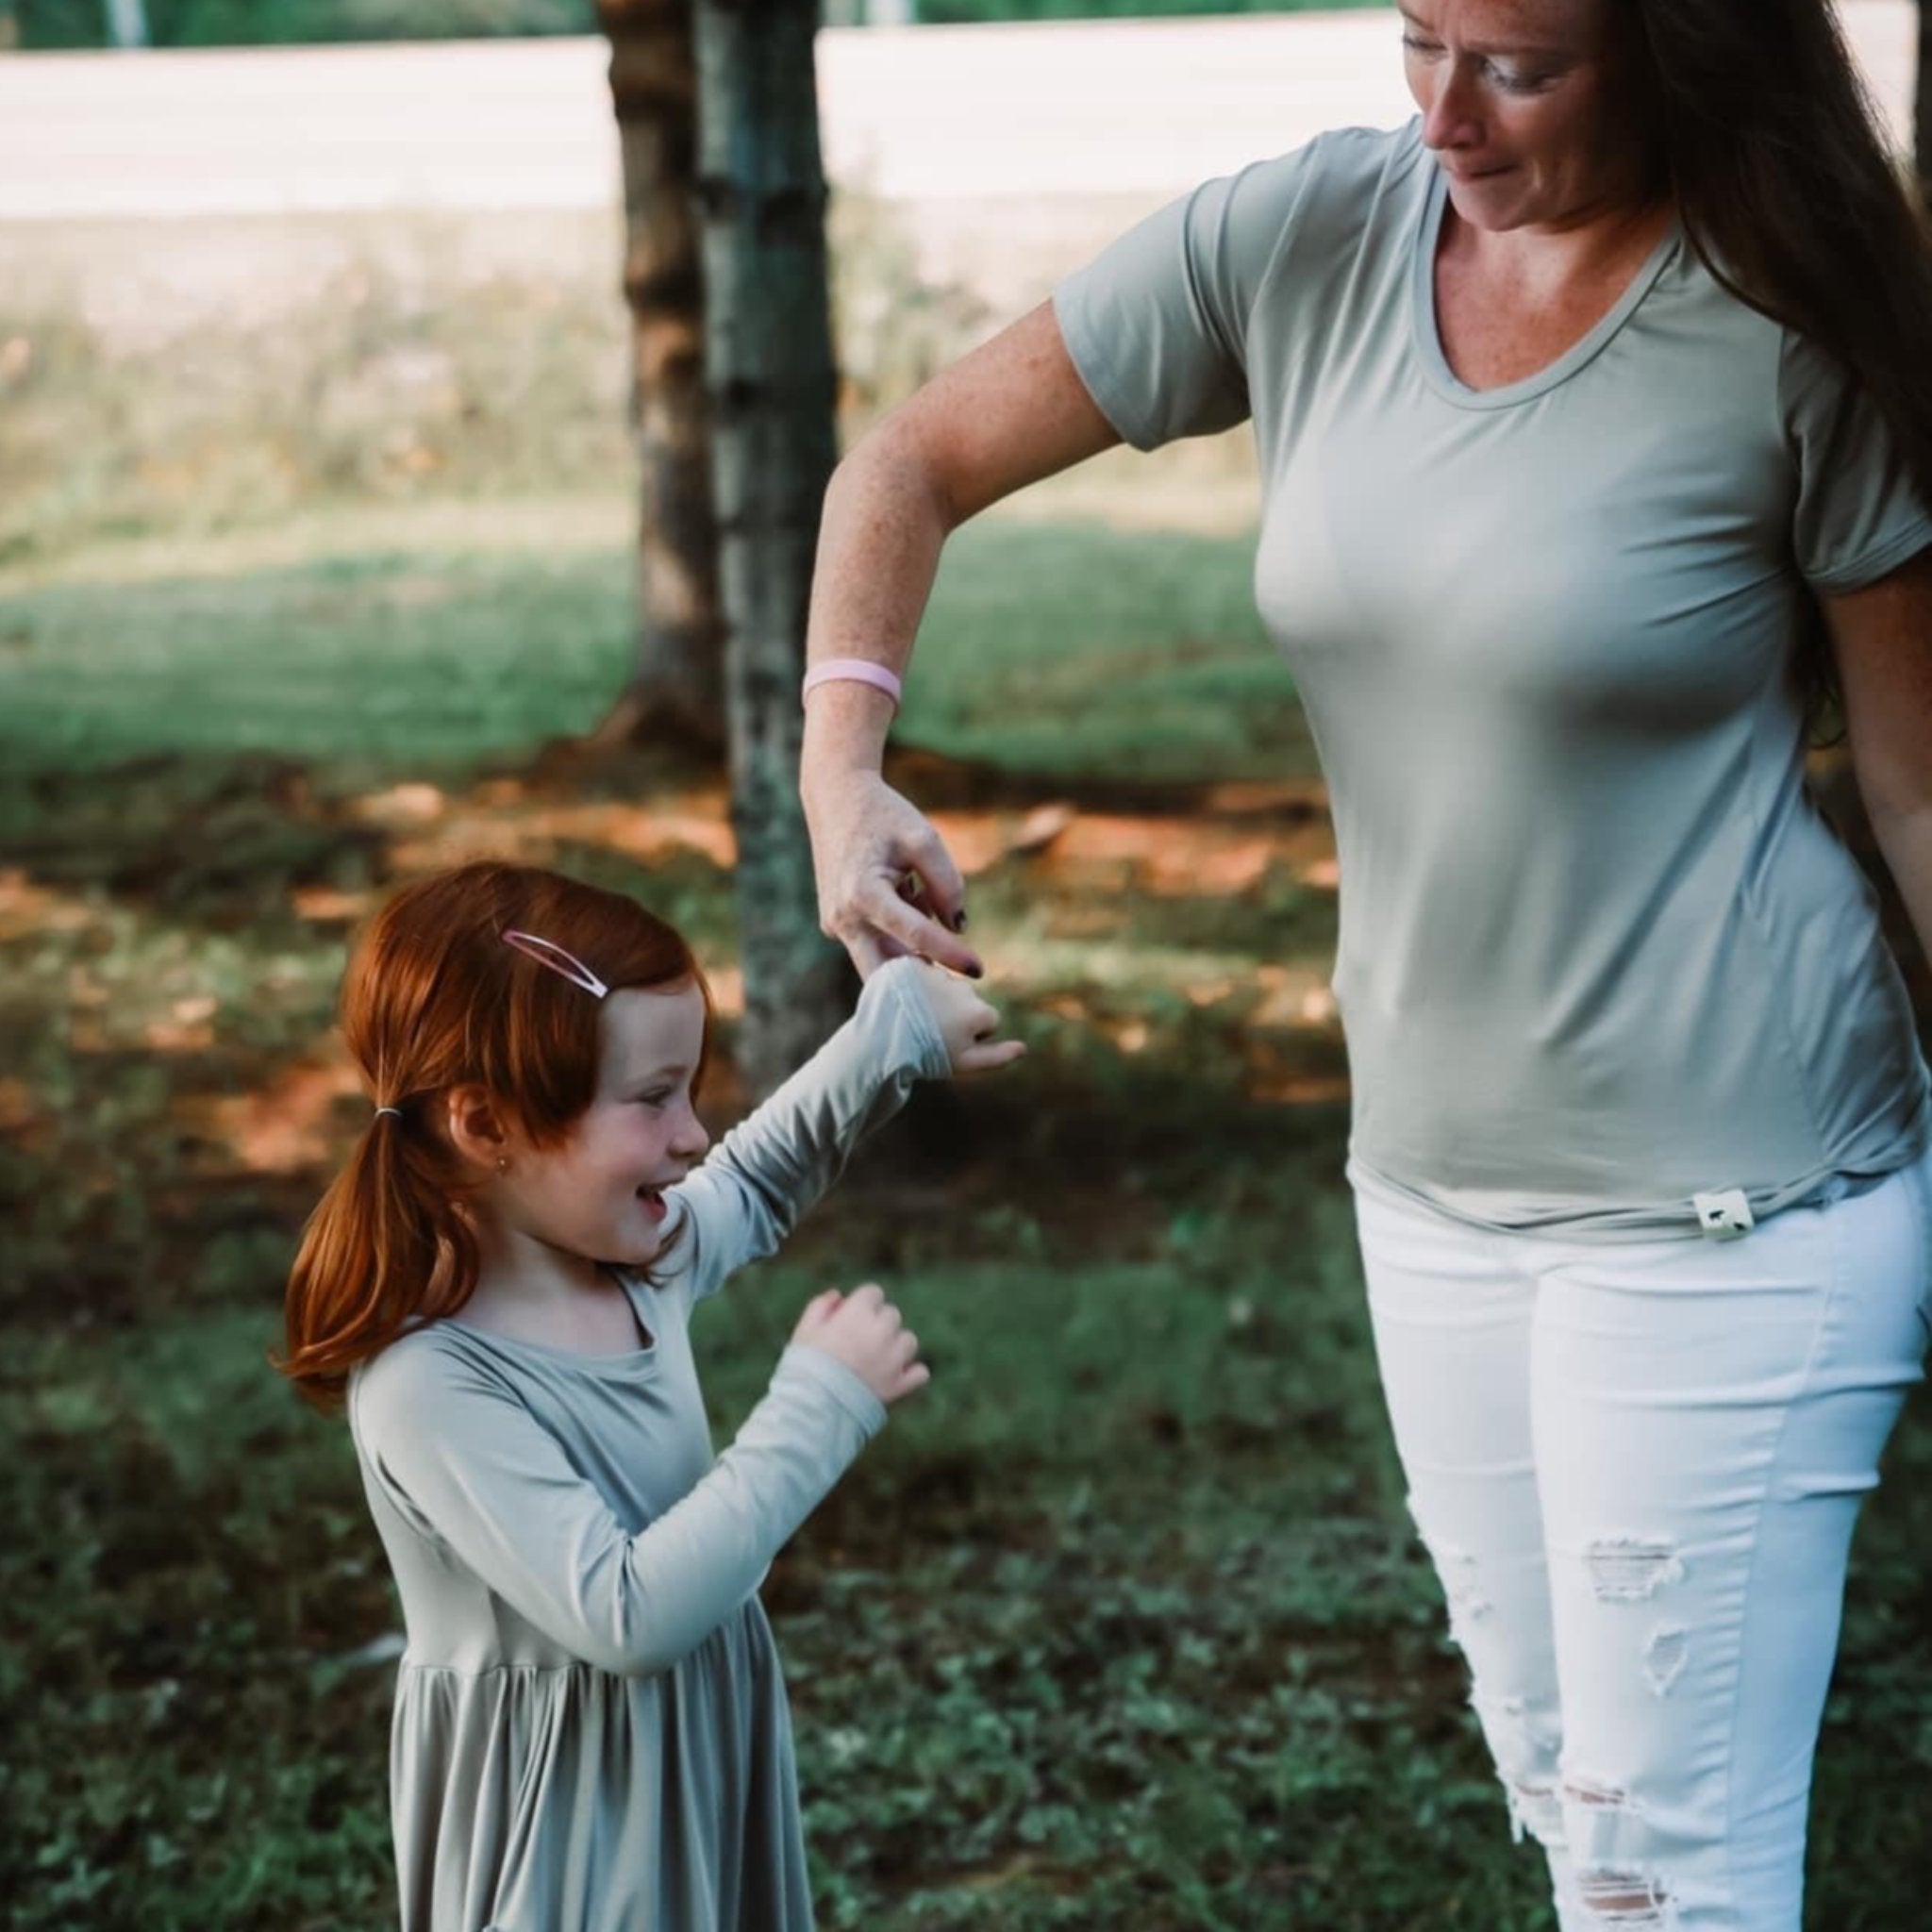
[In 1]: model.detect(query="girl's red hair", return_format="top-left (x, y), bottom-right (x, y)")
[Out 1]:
top-left (275, 861), bottom-right (709, 1410)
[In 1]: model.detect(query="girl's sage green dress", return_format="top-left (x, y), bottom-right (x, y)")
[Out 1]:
top-left (346, 959), bottom-right (948, 1931)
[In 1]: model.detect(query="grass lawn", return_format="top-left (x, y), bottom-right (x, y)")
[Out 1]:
top-left (5, 488), bottom-right (1932, 1932)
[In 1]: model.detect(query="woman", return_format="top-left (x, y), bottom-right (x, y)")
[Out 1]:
top-left (797, 3), bottom-right (1932, 1926)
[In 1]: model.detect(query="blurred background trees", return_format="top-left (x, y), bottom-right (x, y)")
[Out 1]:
top-left (8, 0), bottom-right (1387, 51)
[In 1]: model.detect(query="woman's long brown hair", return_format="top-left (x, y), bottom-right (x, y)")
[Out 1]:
top-left (1625, 2), bottom-right (1932, 708)
top-left (275, 861), bottom-right (710, 1412)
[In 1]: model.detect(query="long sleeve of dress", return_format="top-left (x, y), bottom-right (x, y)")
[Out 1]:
top-left (664, 954), bottom-right (953, 1306)
top-left (350, 1339), bottom-right (886, 1679)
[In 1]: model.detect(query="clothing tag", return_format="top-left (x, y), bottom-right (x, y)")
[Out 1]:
top-left (1691, 1189), bottom-right (1756, 1241)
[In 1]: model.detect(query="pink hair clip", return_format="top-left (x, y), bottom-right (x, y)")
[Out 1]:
top-left (502, 929), bottom-right (609, 999)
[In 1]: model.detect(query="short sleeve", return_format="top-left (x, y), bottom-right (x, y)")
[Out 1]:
top-left (1782, 329), bottom-right (1932, 591)
top-left (1051, 144), bottom-right (1325, 451)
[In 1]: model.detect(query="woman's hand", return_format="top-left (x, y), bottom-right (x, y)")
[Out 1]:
top-left (791, 1284), bottom-right (929, 1407)
top-left (803, 765), bottom-right (982, 980)
top-left (911, 959), bottom-right (1027, 1074)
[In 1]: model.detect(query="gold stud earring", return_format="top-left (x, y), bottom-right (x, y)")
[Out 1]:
top-left (494, 1156), bottom-right (509, 1175)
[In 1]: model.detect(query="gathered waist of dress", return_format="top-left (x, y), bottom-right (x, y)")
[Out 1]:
top-left (392, 1597), bottom-right (772, 1681)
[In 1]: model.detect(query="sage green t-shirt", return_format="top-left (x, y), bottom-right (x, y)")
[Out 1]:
top-left (1054, 119), bottom-right (1932, 1237)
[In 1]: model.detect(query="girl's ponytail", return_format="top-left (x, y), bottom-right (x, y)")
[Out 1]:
top-left (277, 1111), bottom-right (476, 1410)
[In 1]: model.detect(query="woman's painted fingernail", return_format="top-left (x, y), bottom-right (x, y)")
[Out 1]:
top-left (950, 909), bottom-right (969, 933)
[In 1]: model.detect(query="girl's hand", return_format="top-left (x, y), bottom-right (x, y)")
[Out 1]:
top-left (803, 767), bottom-right (981, 980)
top-left (790, 1284), bottom-right (929, 1407)
top-left (912, 959), bottom-right (1026, 1075)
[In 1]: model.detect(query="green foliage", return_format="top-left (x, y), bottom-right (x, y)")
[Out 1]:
top-left (0, 223), bottom-right (635, 570)
top-left (16, 0), bottom-right (1389, 52)
top-left (6, 504), bottom-right (1932, 1924)
top-left (19, 0), bottom-right (594, 51)
top-left (0, 510), bottom-right (1304, 778)
top-left (4, 216), bottom-right (1931, 1931)
top-left (920, 0), bottom-right (1386, 20)
top-left (0, 193), bottom-right (987, 575)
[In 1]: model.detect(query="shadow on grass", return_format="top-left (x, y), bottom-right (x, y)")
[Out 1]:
top-left (4, 741), bottom-right (1930, 1929)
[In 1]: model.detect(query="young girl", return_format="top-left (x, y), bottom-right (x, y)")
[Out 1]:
top-left (278, 859), bottom-right (1022, 1932)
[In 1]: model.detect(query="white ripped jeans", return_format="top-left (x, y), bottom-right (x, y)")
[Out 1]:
top-left (1355, 1144), bottom-right (1932, 1931)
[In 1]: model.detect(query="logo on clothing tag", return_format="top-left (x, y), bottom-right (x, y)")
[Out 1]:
top-left (1691, 1189), bottom-right (1756, 1241)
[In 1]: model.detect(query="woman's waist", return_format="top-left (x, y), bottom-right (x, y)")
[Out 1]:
top-left (1341, 1047), bottom-right (1929, 1242)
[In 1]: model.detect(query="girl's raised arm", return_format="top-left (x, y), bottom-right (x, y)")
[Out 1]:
top-left (663, 956), bottom-right (952, 1303)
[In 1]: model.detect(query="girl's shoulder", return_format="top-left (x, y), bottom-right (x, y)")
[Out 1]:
top-left (348, 1321), bottom-right (510, 1440)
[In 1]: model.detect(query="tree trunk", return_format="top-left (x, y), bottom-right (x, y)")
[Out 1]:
top-left (104, 0), bottom-right (148, 48)
top-left (694, 0), bottom-right (853, 1094)
top-left (592, 0), bottom-right (727, 759)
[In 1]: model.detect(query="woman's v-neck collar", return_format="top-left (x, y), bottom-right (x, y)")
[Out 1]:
top-left (1409, 158), bottom-right (1681, 411)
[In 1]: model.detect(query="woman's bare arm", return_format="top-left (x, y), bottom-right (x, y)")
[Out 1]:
top-left (801, 300), bottom-right (1123, 976)
top-left (1824, 545), bottom-right (1932, 960)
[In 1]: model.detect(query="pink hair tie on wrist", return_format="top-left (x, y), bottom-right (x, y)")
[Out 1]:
top-left (801, 658), bottom-right (903, 711)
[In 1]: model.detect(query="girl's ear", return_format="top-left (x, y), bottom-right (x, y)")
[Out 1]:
top-left (443, 1084), bottom-right (513, 1176)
